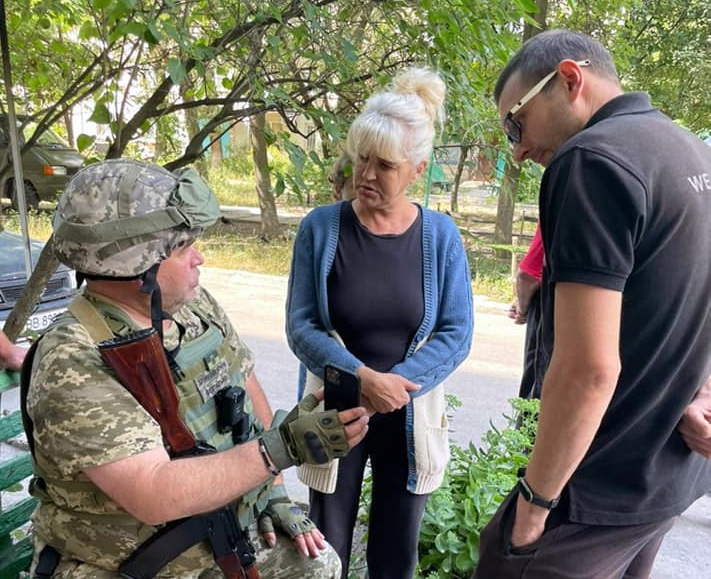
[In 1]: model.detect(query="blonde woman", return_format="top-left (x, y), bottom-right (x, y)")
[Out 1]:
top-left (286, 68), bottom-right (474, 579)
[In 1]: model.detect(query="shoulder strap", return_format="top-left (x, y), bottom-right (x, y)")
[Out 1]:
top-left (20, 339), bottom-right (41, 459)
top-left (21, 294), bottom-right (115, 461)
top-left (67, 294), bottom-right (115, 343)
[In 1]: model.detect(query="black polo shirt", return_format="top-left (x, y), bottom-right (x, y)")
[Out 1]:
top-left (539, 92), bottom-right (711, 525)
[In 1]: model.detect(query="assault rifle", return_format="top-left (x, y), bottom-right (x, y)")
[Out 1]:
top-left (98, 327), bottom-right (259, 579)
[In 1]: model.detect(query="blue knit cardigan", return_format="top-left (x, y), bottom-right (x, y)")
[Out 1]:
top-left (286, 201), bottom-right (474, 491)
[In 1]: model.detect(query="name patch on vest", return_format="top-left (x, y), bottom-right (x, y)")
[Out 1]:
top-left (194, 359), bottom-right (231, 401)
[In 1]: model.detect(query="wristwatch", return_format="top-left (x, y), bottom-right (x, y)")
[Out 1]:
top-left (516, 477), bottom-right (560, 510)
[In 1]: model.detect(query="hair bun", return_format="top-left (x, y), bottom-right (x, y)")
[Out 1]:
top-left (390, 67), bottom-right (446, 125)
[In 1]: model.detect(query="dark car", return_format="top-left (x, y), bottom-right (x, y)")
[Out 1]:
top-left (0, 231), bottom-right (76, 334)
top-left (0, 116), bottom-right (85, 209)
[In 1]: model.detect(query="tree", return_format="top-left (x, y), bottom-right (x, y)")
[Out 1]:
top-left (492, 0), bottom-right (547, 258)
top-left (0, 0), bottom-right (560, 333)
top-left (551, 0), bottom-right (711, 131)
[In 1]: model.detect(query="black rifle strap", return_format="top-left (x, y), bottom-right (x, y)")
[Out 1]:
top-left (118, 516), bottom-right (206, 579)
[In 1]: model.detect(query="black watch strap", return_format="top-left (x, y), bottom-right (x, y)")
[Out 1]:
top-left (516, 477), bottom-right (560, 510)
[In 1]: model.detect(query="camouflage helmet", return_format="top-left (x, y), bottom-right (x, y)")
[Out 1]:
top-left (53, 159), bottom-right (220, 277)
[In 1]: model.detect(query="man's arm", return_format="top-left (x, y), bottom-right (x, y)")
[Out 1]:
top-left (510, 225), bottom-right (543, 324)
top-left (0, 330), bottom-right (27, 371)
top-left (509, 270), bottom-right (541, 324)
top-left (678, 375), bottom-right (711, 458)
top-left (512, 282), bottom-right (622, 546)
top-left (84, 403), bottom-right (368, 526)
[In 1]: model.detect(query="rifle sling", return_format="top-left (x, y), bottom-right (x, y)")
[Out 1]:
top-left (68, 294), bottom-right (115, 342)
top-left (118, 514), bottom-right (248, 579)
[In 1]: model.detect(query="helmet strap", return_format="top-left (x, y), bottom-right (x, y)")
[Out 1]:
top-left (140, 263), bottom-right (170, 343)
top-left (139, 263), bottom-right (185, 371)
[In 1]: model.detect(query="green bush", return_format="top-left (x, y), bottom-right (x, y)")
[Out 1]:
top-left (416, 397), bottom-right (539, 578)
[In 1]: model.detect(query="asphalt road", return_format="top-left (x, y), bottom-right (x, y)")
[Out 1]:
top-left (199, 266), bottom-right (711, 579)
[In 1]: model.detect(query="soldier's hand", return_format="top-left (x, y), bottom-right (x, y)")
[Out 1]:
top-left (258, 484), bottom-right (326, 557)
top-left (259, 393), bottom-right (369, 471)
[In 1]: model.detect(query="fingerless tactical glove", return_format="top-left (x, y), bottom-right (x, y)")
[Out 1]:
top-left (257, 483), bottom-right (316, 539)
top-left (259, 393), bottom-right (349, 471)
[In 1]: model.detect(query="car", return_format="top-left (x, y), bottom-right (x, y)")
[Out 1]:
top-left (0, 115), bottom-right (85, 209)
top-left (0, 230), bottom-right (76, 334)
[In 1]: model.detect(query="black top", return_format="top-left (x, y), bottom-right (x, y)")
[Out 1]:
top-left (540, 92), bottom-right (711, 525)
top-left (328, 202), bottom-right (424, 372)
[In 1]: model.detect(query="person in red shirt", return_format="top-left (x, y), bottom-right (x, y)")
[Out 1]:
top-left (509, 224), bottom-right (547, 399)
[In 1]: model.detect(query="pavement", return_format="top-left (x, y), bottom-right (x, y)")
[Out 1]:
top-left (1, 264), bottom-right (710, 577)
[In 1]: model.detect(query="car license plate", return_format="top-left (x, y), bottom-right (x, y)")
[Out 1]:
top-left (25, 308), bottom-right (65, 332)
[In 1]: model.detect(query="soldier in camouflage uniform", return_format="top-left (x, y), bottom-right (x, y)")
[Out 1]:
top-left (23, 159), bottom-right (369, 578)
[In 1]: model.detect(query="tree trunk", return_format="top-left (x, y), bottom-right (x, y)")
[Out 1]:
top-left (492, 0), bottom-right (548, 257)
top-left (210, 133), bottom-right (224, 169)
top-left (494, 160), bottom-right (520, 259)
top-left (3, 240), bottom-right (59, 342)
top-left (63, 110), bottom-right (75, 148)
top-left (450, 144), bottom-right (471, 214)
top-left (250, 112), bottom-right (280, 241)
top-left (182, 81), bottom-right (207, 177)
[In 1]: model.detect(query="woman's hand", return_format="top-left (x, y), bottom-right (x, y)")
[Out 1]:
top-left (357, 366), bottom-right (420, 413)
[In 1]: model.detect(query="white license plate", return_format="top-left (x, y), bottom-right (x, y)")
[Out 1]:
top-left (25, 308), bottom-right (65, 332)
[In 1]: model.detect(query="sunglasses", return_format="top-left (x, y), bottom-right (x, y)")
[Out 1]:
top-left (504, 59), bottom-right (591, 145)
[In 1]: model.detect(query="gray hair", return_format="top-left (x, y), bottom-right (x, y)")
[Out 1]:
top-left (346, 67), bottom-right (446, 166)
top-left (494, 29), bottom-right (620, 105)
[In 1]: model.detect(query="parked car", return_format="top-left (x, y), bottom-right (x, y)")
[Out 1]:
top-left (0, 115), bottom-right (85, 209)
top-left (0, 231), bottom-right (76, 334)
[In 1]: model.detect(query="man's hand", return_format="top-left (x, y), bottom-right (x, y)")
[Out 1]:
top-left (510, 496), bottom-right (549, 549)
top-left (509, 270), bottom-right (541, 325)
top-left (259, 392), bottom-right (369, 471)
top-left (0, 334), bottom-right (27, 372)
top-left (357, 366), bottom-right (420, 413)
top-left (679, 378), bottom-right (711, 458)
top-left (258, 483), bottom-right (325, 557)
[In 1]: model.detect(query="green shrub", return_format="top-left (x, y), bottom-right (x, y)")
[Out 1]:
top-left (416, 397), bottom-right (539, 578)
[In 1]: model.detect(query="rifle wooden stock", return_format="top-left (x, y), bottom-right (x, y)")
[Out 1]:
top-left (98, 327), bottom-right (196, 456)
top-left (215, 554), bottom-right (259, 579)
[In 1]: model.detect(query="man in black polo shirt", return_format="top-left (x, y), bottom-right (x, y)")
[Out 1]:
top-left (474, 29), bottom-right (711, 578)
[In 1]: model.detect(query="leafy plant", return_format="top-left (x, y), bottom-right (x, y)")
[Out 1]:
top-left (416, 397), bottom-right (539, 578)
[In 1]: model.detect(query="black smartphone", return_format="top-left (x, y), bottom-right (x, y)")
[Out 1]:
top-left (324, 364), bottom-right (361, 412)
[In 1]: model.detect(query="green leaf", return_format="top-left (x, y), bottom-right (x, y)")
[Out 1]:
top-left (143, 21), bottom-right (162, 44)
top-left (92, 0), bottom-right (112, 9)
top-left (167, 58), bottom-right (186, 84)
top-left (76, 134), bottom-right (96, 153)
top-left (88, 103), bottom-right (111, 124)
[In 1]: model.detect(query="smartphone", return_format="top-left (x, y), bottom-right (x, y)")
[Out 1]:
top-left (324, 364), bottom-right (361, 412)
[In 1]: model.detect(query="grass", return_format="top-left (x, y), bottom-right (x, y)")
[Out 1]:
top-left (195, 221), bottom-right (295, 277)
top-left (1, 203), bottom-right (518, 305)
top-left (2, 209), bottom-right (54, 241)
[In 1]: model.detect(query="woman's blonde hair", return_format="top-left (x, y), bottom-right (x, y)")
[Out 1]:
top-left (345, 67), bottom-right (446, 167)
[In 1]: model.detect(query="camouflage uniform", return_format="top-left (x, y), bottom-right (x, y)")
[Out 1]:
top-left (26, 159), bottom-right (341, 577)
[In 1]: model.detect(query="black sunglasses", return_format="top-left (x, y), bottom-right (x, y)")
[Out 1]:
top-left (504, 59), bottom-right (591, 145)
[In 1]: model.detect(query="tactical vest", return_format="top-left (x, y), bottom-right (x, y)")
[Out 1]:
top-left (23, 291), bottom-right (272, 572)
